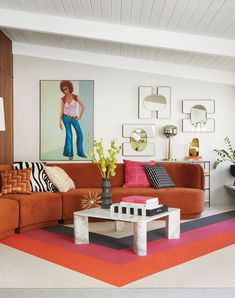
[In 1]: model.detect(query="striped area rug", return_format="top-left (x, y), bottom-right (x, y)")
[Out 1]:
top-left (1, 211), bottom-right (235, 287)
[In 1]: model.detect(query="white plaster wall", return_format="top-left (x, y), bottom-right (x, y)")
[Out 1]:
top-left (13, 55), bottom-right (235, 204)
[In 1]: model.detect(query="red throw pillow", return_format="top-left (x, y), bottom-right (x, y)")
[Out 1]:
top-left (123, 160), bottom-right (155, 187)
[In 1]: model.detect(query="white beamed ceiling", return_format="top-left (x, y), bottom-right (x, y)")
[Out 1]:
top-left (3, 28), bottom-right (235, 72)
top-left (0, 0), bottom-right (235, 83)
top-left (0, 0), bottom-right (235, 39)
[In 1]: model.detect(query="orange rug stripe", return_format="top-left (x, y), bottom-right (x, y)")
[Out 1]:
top-left (2, 228), bottom-right (235, 287)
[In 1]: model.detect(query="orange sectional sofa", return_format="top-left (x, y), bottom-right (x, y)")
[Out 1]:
top-left (0, 162), bottom-right (205, 239)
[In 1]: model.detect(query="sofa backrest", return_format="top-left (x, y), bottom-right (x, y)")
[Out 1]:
top-left (50, 163), bottom-right (125, 188)
top-left (0, 162), bottom-right (204, 190)
top-left (156, 162), bottom-right (204, 190)
top-left (0, 164), bottom-right (13, 189)
top-left (50, 162), bottom-right (204, 190)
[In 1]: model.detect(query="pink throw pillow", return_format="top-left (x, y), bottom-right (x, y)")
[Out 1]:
top-left (123, 160), bottom-right (155, 187)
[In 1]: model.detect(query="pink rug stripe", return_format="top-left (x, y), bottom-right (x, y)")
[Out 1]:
top-left (23, 218), bottom-right (235, 265)
top-left (25, 230), bottom-right (137, 264)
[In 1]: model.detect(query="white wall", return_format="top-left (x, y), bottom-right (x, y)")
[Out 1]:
top-left (13, 55), bottom-right (235, 205)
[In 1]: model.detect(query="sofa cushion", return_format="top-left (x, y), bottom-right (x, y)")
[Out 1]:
top-left (1, 169), bottom-right (31, 194)
top-left (4, 192), bottom-right (62, 228)
top-left (144, 164), bottom-right (175, 189)
top-left (61, 186), bottom-right (204, 220)
top-left (44, 166), bottom-right (75, 192)
top-left (0, 198), bottom-right (19, 238)
top-left (123, 160), bottom-right (155, 187)
top-left (13, 162), bottom-right (57, 192)
top-left (111, 187), bottom-right (204, 216)
top-left (61, 188), bottom-right (101, 219)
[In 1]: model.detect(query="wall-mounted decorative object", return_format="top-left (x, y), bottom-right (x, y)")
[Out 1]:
top-left (122, 124), bottom-right (155, 156)
top-left (138, 86), bottom-right (171, 119)
top-left (161, 125), bottom-right (177, 160)
top-left (182, 100), bottom-right (215, 132)
top-left (40, 80), bottom-right (94, 161)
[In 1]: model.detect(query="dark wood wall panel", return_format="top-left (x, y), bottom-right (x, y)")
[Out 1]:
top-left (0, 30), bottom-right (13, 163)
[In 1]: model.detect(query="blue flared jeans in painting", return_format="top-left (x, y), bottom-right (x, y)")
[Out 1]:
top-left (62, 114), bottom-right (87, 158)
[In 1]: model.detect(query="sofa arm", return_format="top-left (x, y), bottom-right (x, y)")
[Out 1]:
top-left (157, 162), bottom-right (205, 190)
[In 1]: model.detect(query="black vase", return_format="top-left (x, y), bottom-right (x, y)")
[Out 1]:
top-left (230, 165), bottom-right (235, 177)
top-left (101, 177), bottom-right (112, 209)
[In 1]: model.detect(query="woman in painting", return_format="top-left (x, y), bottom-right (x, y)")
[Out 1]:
top-left (59, 80), bottom-right (87, 159)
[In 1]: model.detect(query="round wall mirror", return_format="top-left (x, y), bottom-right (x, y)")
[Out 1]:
top-left (143, 94), bottom-right (166, 111)
top-left (190, 105), bottom-right (207, 128)
top-left (130, 128), bottom-right (147, 151)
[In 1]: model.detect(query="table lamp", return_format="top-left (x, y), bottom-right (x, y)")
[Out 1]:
top-left (161, 125), bottom-right (177, 160)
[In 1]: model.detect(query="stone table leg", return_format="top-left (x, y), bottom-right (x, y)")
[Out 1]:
top-left (74, 215), bottom-right (89, 244)
top-left (133, 222), bottom-right (147, 256)
top-left (115, 221), bottom-right (125, 232)
top-left (165, 209), bottom-right (180, 239)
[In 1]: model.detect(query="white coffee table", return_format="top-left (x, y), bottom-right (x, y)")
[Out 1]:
top-left (73, 207), bottom-right (180, 256)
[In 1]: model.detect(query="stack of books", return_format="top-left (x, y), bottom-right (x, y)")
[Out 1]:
top-left (110, 195), bottom-right (168, 216)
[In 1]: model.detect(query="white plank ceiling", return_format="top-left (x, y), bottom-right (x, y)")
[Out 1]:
top-left (0, 0), bottom-right (234, 39)
top-left (3, 28), bottom-right (235, 72)
top-left (0, 0), bottom-right (235, 75)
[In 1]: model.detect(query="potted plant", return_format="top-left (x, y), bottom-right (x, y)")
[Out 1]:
top-left (213, 137), bottom-right (235, 176)
top-left (87, 139), bottom-right (121, 209)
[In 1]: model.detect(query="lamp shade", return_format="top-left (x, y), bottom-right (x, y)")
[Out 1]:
top-left (0, 97), bottom-right (6, 131)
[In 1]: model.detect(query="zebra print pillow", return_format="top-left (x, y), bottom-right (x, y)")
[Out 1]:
top-left (13, 162), bottom-right (57, 192)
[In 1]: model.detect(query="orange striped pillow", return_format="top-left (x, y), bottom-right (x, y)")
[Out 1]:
top-left (1, 168), bottom-right (31, 194)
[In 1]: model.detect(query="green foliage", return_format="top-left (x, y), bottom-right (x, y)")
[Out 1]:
top-left (213, 137), bottom-right (235, 169)
top-left (87, 138), bottom-right (121, 178)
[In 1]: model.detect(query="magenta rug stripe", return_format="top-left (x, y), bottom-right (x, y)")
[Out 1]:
top-left (25, 230), bottom-right (138, 264)
top-left (147, 218), bottom-right (235, 254)
top-left (24, 218), bottom-right (235, 265)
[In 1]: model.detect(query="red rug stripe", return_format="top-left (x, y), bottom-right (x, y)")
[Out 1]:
top-left (2, 228), bottom-right (235, 286)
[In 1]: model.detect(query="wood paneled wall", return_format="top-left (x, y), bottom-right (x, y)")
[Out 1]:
top-left (0, 30), bottom-right (13, 163)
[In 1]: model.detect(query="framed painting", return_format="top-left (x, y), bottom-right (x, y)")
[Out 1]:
top-left (40, 80), bottom-right (94, 161)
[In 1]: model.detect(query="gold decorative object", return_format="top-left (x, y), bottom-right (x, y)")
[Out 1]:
top-left (186, 138), bottom-right (202, 160)
top-left (130, 128), bottom-right (147, 152)
top-left (81, 191), bottom-right (101, 209)
top-left (189, 138), bottom-right (199, 157)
